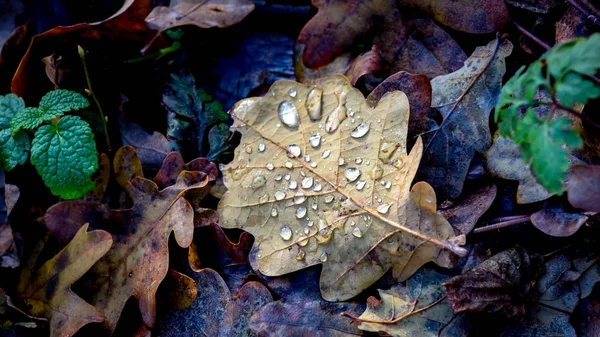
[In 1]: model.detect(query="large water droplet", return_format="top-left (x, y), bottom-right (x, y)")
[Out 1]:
top-left (319, 252), bottom-right (328, 262)
top-left (271, 208), bottom-right (278, 217)
top-left (278, 101), bottom-right (300, 128)
top-left (274, 174), bottom-right (282, 181)
top-left (274, 191), bottom-right (286, 200)
top-left (296, 249), bottom-right (306, 260)
top-left (313, 183), bottom-right (322, 192)
top-left (301, 177), bottom-right (313, 189)
top-left (251, 175), bottom-right (266, 189)
top-left (293, 194), bottom-right (306, 204)
top-left (245, 146), bottom-right (252, 154)
top-left (356, 180), bottom-right (366, 191)
top-left (345, 167), bottom-right (361, 182)
top-left (285, 161), bottom-right (293, 169)
top-left (384, 181), bottom-right (392, 189)
top-left (289, 180), bottom-right (298, 189)
top-left (289, 88), bottom-right (297, 98)
top-left (280, 226), bottom-right (292, 241)
top-left (321, 150), bottom-right (331, 159)
top-left (355, 157), bottom-right (362, 164)
top-left (304, 155), bottom-right (311, 162)
top-left (284, 173), bottom-right (291, 181)
top-left (324, 91), bottom-right (347, 133)
top-left (286, 144), bottom-right (301, 158)
top-left (306, 88), bottom-right (323, 121)
top-left (296, 206), bottom-right (307, 219)
top-left (310, 162), bottom-right (317, 168)
top-left (352, 226), bottom-right (363, 238)
top-left (377, 203), bottom-right (392, 214)
top-left (351, 122), bottom-right (370, 138)
top-left (258, 143), bottom-right (266, 152)
top-left (311, 203), bottom-right (318, 210)
top-left (324, 195), bottom-right (335, 204)
top-left (309, 134), bottom-right (321, 148)
top-left (266, 163), bottom-right (274, 170)
top-left (298, 238), bottom-right (309, 247)
top-left (338, 158), bottom-right (345, 166)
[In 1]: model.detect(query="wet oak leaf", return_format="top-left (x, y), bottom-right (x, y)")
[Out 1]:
top-left (155, 268), bottom-right (272, 337)
top-left (417, 38), bottom-right (512, 199)
top-left (217, 74), bottom-right (466, 301)
top-left (43, 146), bottom-right (214, 333)
top-left (145, 0), bottom-right (255, 31)
top-left (16, 224), bottom-right (112, 337)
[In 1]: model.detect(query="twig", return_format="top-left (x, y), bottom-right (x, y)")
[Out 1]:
top-left (472, 216), bottom-right (531, 234)
top-left (125, 42), bottom-right (181, 64)
top-left (512, 21), bottom-right (551, 51)
top-left (78, 46), bottom-right (111, 151)
top-left (566, 0), bottom-right (600, 27)
top-left (578, 0), bottom-right (600, 19)
top-left (487, 215), bottom-right (531, 223)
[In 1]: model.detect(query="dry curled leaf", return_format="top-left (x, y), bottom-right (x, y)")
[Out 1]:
top-left (354, 267), bottom-right (458, 337)
top-left (416, 38), bottom-right (512, 199)
top-left (217, 74), bottom-right (465, 301)
top-left (439, 184), bottom-right (497, 235)
top-left (155, 268), bottom-right (272, 337)
top-left (16, 224), bottom-right (112, 337)
top-left (146, 0), bottom-right (255, 31)
top-left (530, 201), bottom-right (591, 237)
top-left (443, 246), bottom-right (543, 319)
top-left (43, 147), bottom-right (214, 333)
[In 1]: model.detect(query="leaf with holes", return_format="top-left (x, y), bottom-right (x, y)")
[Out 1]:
top-left (217, 75), bottom-right (466, 301)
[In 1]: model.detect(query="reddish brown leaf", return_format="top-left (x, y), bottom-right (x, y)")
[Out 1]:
top-left (0, 22), bottom-right (30, 93)
top-left (366, 71), bottom-right (432, 119)
top-left (154, 152), bottom-right (218, 190)
top-left (568, 164), bottom-right (600, 212)
top-left (531, 202), bottom-right (591, 237)
top-left (83, 153), bottom-right (110, 202)
top-left (160, 270), bottom-right (197, 310)
top-left (114, 146), bottom-right (144, 190)
top-left (439, 184), bottom-right (497, 235)
top-left (443, 246), bottom-right (543, 318)
top-left (189, 223), bottom-right (252, 269)
top-left (345, 45), bottom-right (382, 85)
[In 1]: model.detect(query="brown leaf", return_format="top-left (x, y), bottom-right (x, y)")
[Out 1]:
top-left (0, 22), bottom-right (30, 93)
top-left (42, 54), bottom-right (69, 89)
top-left (83, 153), bottom-right (110, 202)
top-left (530, 202), bottom-right (591, 237)
top-left (345, 45), bottom-right (382, 85)
top-left (556, 6), bottom-right (590, 43)
top-left (119, 115), bottom-right (170, 172)
top-left (16, 224), bottom-right (112, 337)
top-left (43, 146), bottom-right (213, 332)
top-left (568, 164), bottom-right (600, 212)
top-left (145, 0), bottom-right (255, 31)
top-left (11, 0), bottom-right (152, 99)
top-left (155, 268), bottom-right (272, 337)
top-left (366, 71), bottom-right (432, 119)
top-left (0, 170), bottom-right (20, 268)
top-left (189, 223), bottom-right (252, 269)
top-left (439, 184), bottom-right (497, 235)
top-left (218, 75), bottom-right (465, 301)
top-left (160, 270), bottom-right (197, 310)
top-left (443, 246), bottom-right (544, 319)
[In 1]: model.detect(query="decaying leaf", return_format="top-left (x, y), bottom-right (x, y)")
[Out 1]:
top-left (119, 115), bottom-right (169, 172)
top-left (43, 147), bottom-right (215, 332)
top-left (16, 224), bottom-right (112, 337)
top-left (83, 153), bottom-right (110, 203)
top-left (0, 169), bottom-right (20, 268)
top-left (568, 164), bottom-right (600, 212)
top-left (217, 74), bottom-right (466, 301)
top-left (438, 184), bottom-right (497, 235)
top-left (160, 270), bottom-right (197, 310)
top-left (416, 38), bottom-right (512, 199)
top-left (366, 71), bottom-right (432, 120)
top-left (189, 223), bottom-right (253, 269)
top-left (354, 267), bottom-right (458, 337)
top-left (146, 0), bottom-right (255, 31)
top-left (443, 246), bottom-right (543, 318)
top-left (155, 268), bottom-right (272, 337)
top-left (530, 201), bottom-right (591, 237)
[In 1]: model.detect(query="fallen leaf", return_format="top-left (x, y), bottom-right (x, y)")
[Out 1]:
top-left (42, 54), bottom-right (68, 89)
top-left (16, 224), bottom-right (112, 337)
top-left (568, 164), bottom-right (600, 212)
top-left (43, 146), bottom-right (213, 332)
top-left (119, 115), bottom-right (169, 172)
top-left (438, 184), bottom-right (497, 235)
top-left (530, 201), bottom-right (591, 237)
top-left (189, 223), bottom-right (252, 269)
top-left (160, 270), bottom-right (197, 310)
top-left (0, 169), bottom-right (20, 268)
top-left (556, 6), bottom-right (590, 43)
top-left (344, 45), bottom-right (382, 85)
top-left (294, 44), bottom-right (353, 84)
top-left (83, 153), bottom-right (110, 202)
top-left (572, 288), bottom-right (600, 337)
top-left (163, 72), bottom-right (232, 162)
top-left (0, 22), bottom-right (30, 93)
top-left (155, 268), bottom-right (272, 337)
top-left (417, 38), bottom-right (512, 199)
top-left (354, 267), bottom-right (461, 337)
top-left (218, 74), bottom-right (465, 301)
top-left (505, 0), bottom-right (563, 14)
top-left (113, 145), bottom-right (144, 190)
top-left (485, 133), bottom-right (552, 203)
top-left (145, 0), bottom-right (255, 31)
top-left (11, 0), bottom-right (152, 100)
top-left (366, 71), bottom-right (432, 120)
top-left (443, 246), bottom-right (543, 318)
top-left (297, 0), bottom-right (501, 70)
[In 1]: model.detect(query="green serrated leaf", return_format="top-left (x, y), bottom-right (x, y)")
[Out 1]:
top-left (10, 108), bottom-right (48, 133)
top-left (0, 129), bottom-right (30, 171)
top-left (0, 94), bottom-right (25, 129)
top-left (39, 89), bottom-right (89, 116)
top-left (30, 116), bottom-right (98, 199)
top-left (555, 73), bottom-right (600, 108)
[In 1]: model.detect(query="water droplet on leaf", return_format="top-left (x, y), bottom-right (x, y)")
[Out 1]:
top-left (278, 101), bottom-right (300, 128)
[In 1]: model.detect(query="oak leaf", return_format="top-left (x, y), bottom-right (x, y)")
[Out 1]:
top-left (16, 224), bottom-right (112, 337)
top-left (43, 147), bottom-right (215, 333)
top-left (217, 75), bottom-right (466, 301)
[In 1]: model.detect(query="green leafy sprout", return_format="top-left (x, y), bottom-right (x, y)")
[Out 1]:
top-left (0, 90), bottom-right (98, 199)
top-left (495, 33), bottom-right (600, 195)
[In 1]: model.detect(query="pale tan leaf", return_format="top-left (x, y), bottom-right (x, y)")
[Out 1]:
top-left (217, 75), bottom-right (466, 301)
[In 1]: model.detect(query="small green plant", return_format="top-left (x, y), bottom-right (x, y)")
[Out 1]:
top-left (0, 90), bottom-right (98, 199)
top-left (495, 33), bottom-right (600, 194)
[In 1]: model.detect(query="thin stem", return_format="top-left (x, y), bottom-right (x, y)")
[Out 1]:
top-left (125, 42), bottom-right (181, 64)
top-left (472, 216), bottom-right (531, 234)
top-left (79, 46), bottom-right (111, 151)
top-left (341, 296), bottom-right (446, 324)
top-left (512, 21), bottom-right (551, 51)
top-left (578, 0), bottom-right (600, 19)
top-left (487, 214), bottom-right (531, 223)
top-left (553, 100), bottom-right (600, 130)
top-left (566, 0), bottom-right (600, 27)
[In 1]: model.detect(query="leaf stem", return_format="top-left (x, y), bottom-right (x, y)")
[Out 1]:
top-left (341, 296), bottom-right (446, 324)
top-left (79, 46), bottom-right (111, 151)
top-left (472, 215), bottom-right (531, 234)
top-left (124, 42), bottom-right (182, 64)
top-left (566, 0), bottom-right (600, 27)
top-left (512, 21), bottom-right (551, 51)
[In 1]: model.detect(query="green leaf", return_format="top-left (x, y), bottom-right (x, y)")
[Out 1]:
top-left (0, 129), bottom-right (30, 171)
top-left (11, 90), bottom-right (89, 133)
top-left (206, 123), bottom-right (230, 161)
top-left (555, 73), bottom-right (600, 108)
top-left (0, 94), bottom-right (25, 129)
top-left (30, 116), bottom-right (98, 199)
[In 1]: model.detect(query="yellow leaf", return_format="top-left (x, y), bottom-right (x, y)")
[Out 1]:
top-left (218, 75), bottom-right (466, 301)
